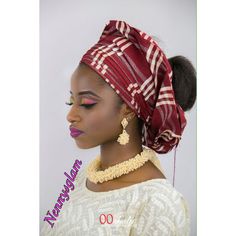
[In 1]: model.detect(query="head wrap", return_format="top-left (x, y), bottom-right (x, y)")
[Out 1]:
top-left (80, 20), bottom-right (187, 154)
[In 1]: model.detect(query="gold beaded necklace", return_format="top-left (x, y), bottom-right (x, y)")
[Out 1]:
top-left (86, 148), bottom-right (163, 184)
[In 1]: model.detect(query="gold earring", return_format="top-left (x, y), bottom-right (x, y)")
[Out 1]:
top-left (117, 118), bottom-right (130, 145)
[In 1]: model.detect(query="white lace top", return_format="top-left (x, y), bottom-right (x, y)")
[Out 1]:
top-left (41, 168), bottom-right (190, 236)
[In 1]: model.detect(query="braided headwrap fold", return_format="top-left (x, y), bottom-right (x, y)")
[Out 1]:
top-left (80, 20), bottom-right (187, 154)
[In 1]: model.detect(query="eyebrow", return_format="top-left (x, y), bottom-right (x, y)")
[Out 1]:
top-left (69, 90), bottom-right (101, 98)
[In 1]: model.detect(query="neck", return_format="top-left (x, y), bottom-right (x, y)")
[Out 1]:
top-left (99, 137), bottom-right (143, 171)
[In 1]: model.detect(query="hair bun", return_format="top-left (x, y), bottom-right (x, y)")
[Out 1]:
top-left (168, 56), bottom-right (196, 111)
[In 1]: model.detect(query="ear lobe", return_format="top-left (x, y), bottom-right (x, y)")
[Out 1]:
top-left (121, 103), bottom-right (136, 121)
top-left (127, 111), bottom-right (136, 121)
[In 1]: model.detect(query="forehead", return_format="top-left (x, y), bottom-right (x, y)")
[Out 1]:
top-left (71, 64), bottom-right (108, 91)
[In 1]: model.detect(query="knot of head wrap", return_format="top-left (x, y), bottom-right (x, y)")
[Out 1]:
top-left (80, 20), bottom-right (187, 154)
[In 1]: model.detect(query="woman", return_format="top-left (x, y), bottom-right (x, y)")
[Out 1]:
top-left (41, 20), bottom-right (196, 235)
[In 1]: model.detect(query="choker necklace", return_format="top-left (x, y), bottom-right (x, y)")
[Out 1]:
top-left (86, 148), bottom-right (163, 184)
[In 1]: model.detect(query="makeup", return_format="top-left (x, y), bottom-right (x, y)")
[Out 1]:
top-left (66, 96), bottom-right (97, 109)
top-left (81, 97), bottom-right (96, 104)
top-left (70, 126), bottom-right (84, 138)
top-left (70, 90), bottom-right (101, 99)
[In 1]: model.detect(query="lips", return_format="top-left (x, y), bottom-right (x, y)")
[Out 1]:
top-left (69, 126), bottom-right (84, 138)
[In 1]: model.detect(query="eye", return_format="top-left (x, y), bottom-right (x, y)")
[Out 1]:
top-left (80, 104), bottom-right (96, 109)
top-left (65, 101), bottom-right (96, 109)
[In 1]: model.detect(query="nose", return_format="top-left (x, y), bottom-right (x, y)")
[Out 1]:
top-left (66, 106), bottom-right (82, 124)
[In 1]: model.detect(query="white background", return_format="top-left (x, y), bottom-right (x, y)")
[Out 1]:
top-left (40, 0), bottom-right (197, 234)
top-left (2, 0), bottom-right (236, 235)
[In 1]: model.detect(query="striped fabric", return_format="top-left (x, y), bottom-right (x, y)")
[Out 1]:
top-left (80, 20), bottom-right (187, 154)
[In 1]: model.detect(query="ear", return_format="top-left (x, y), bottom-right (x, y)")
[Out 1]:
top-left (120, 103), bottom-right (136, 121)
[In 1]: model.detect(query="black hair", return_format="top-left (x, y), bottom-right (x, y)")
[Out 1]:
top-left (168, 56), bottom-right (196, 111)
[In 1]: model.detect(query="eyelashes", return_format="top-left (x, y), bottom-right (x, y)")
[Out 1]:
top-left (65, 101), bottom-right (73, 106)
top-left (65, 101), bottom-right (96, 109)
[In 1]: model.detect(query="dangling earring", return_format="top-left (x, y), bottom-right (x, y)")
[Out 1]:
top-left (117, 118), bottom-right (130, 145)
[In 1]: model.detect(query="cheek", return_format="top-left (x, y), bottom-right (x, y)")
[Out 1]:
top-left (86, 106), bottom-right (120, 133)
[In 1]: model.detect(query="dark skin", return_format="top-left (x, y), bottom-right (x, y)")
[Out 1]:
top-left (66, 63), bottom-right (166, 192)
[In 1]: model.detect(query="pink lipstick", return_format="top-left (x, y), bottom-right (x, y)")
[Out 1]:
top-left (69, 126), bottom-right (84, 138)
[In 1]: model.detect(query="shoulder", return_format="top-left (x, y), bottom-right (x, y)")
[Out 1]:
top-left (139, 179), bottom-right (189, 216)
top-left (131, 181), bottom-right (190, 235)
top-left (148, 183), bottom-right (190, 222)
top-left (148, 180), bottom-right (190, 221)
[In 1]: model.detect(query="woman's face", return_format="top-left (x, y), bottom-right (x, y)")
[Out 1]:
top-left (66, 64), bottom-right (125, 149)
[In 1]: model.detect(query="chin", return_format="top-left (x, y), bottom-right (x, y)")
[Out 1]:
top-left (74, 140), bottom-right (98, 149)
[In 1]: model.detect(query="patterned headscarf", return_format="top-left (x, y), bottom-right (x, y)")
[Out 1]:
top-left (80, 20), bottom-right (187, 154)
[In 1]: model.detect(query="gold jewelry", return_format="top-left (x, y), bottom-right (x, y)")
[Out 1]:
top-left (86, 147), bottom-right (163, 184)
top-left (117, 118), bottom-right (129, 145)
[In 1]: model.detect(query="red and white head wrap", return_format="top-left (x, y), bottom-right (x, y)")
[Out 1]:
top-left (80, 20), bottom-right (187, 154)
